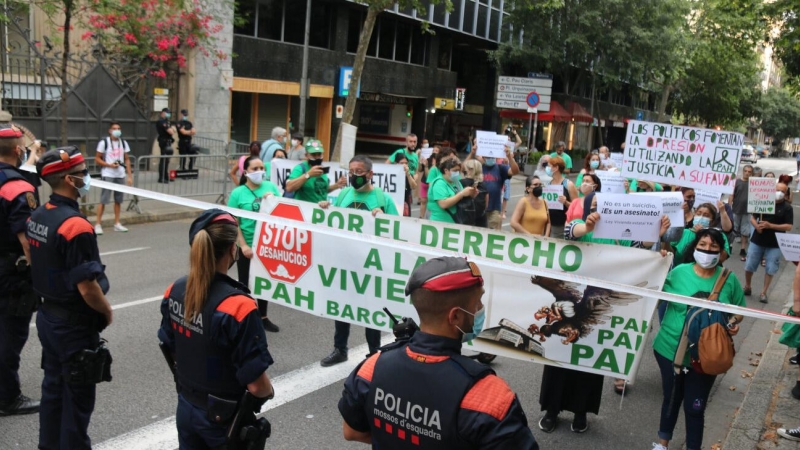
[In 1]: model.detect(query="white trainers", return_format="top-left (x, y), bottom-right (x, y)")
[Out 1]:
top-left (651, 444), bottom-right (668, 450)
top-left (95, 224), bottom-right (103, 235)
top-left (113, 223), bottom-right (128, 232)
top-left (778, 427), bottom-right (800, 441)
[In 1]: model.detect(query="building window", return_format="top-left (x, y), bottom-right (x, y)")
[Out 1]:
top-left (433, 4), bottom-right (447, 26)
top-left (378, 18), bottom-right (396, 59)
top-left (438, 36), bottom-right (452, 70)
top-left (463, 0), bottom-right (476, 34)
top-left (449, 0), bottom-right (462, 29)
top-left (234, 0), bottom-right (332, 49)
top-left (608, 88), bottom-right (628, 106)
top-left (347, 12), bottom-right (429, 66)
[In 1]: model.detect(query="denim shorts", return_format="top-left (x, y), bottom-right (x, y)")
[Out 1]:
top-left (744, 242), bottom-right (782, 275)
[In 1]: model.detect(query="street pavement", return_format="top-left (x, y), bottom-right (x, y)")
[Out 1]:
top-left (3, 156), bottom-right (800, 450)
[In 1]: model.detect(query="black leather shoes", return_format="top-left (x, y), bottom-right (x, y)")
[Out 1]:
top-left (320, 348), bottom-right (348, 367)
top-left (0, 394), bottom-right (40, 416)
top-left (262, 318), bottom-right (280, 333)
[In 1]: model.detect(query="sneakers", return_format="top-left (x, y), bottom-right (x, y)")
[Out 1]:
top-left (571, 413), bottom-right (588, 433)
top-left (779, 427), bottom-right (800, 441)
top-left (651, 444), bottom-right (668, 450)
top-left (790, 353), bottom-right (799, 365)
top-left (261, 318), bottom-right (279, 333)
top-left (538, 413), bottom-right (557, 433)
top-left (320, 348), bottom-right (348, 367)
top-left (114, 223), bottom-right (128, 232)
top-left (0, 394), bottom-right (40, 416)
top-left (759, 293), bottom-right (768, 304)
top-left (95, 224), bottom-right (104, 235)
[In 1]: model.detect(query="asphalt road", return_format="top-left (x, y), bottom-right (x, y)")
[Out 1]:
top-left (3, 157), bottom-right (799, 450)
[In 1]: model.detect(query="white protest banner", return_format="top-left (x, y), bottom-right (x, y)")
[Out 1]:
top-left (475, 130), bottom-right (509, 158)
top-left (747, 177), bottom-right (777, 214)
top-left (420, 146), bottom-right (433, 160)
top-left (250, 196), bottom-right (672, 380)
top-left (339, 123), bottom-right (357, 168)
top-left (271, 159), bottom-right (406, 209)
top-left (592, 194), bottom-right (663, 242)
top-left (694, 188), bottom-right (721, 210)
top-left (631, 191), bottom-right (684, 228)
top-left (542, 185), bottom-right (563, 210)
top-left (622, 120), bottom-right (743, 195)
top-left (777, 234), bottom-right (800, 262)
top-left (595, 170), bottom-right (626, 194)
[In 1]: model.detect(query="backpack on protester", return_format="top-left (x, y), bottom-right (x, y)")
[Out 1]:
top-left (283, 163), bottom-right (308, 199)
top-left (673, 268), bottom-right (736, 375)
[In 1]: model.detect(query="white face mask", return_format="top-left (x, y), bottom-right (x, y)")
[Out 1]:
top-left (580, 182), bottom-right (595, 195)
top-left (776, 191), bottom-right (786, 201)
top-left (245, 170), bottom-right (266, 185)
top-left (291, 139), bottom-right (301, 147)
top-left (693, 249), bottom-right (720, 269)
top-left (422, 143), bottom-right (429, 148)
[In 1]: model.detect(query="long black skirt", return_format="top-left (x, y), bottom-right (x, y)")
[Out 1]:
top-left (539, 366), bottom-right (604, 415)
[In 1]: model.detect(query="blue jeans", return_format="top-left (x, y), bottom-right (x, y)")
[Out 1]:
top-left (655, 350), bottom-right (716, 450)
top-left (745, 242), bottom-right (782, 275)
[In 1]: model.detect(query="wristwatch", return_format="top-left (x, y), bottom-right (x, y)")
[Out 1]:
top-left (304, 173), bottom-right (310, 179)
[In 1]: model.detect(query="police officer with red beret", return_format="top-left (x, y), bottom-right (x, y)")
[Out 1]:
top-left (158, 209), bottom-right (274, 449)
top-left (28, 146), bottom-right (113, 449)
top-left (338, 257), bottom-right (538, 449)
top-left (0, 125), bottom-right (40, 416)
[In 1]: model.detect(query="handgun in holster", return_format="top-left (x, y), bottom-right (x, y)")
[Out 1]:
top-left (223, 391), bottom-right (271, 450)
top-left (64, 339), bottom-right (113, 385)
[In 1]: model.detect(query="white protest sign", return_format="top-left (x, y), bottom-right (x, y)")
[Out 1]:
top-left (609, 153), bottom-right (623, 169)
top-left (476, 130), bottom-right (510, 158)
top-left (694, 188), bottom-right (722, 210)
top-left (542, 185), bottom-right (563, 210)
top-left (593, 194), bottom-right (663, 242)
top-left (595, 170), bottom-right (626, 194)
top-left (271, 159), bottom-right (406, 209)
top-left (631, 191), bottom-right (684, 229)
top-left (777, 234), bottom-right (800, 262)
top-left (622, 120), bottom-right (743, 194)
top-left (420, 146), bottom-right (433, 160)
top-left (339, 123), bottom-right (357, 168)
top-left (747, 177), bottom-right (777, 214)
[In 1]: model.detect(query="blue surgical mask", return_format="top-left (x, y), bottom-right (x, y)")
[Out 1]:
top-left (545, 166), bottom-right (553, 176)
top-left (73, 174), bottom-right (91, 198)
top-left (590, 160), bottom-right (599, 169)
top-left (111, 130), bottom-right (122, 138)
top-left (457, 306), bottom-right (485, 343)
top-left (449, 171), bottom-right (461, 183)
top-left (693, 216), bottom-right (711, 228)
top-left (165, 113), bottom-right (171, 119)
top-left (484, 158), bottom-right (496, 167)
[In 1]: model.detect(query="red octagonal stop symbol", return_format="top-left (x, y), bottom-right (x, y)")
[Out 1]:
top-left (256, 203), bottom-right (312, 284)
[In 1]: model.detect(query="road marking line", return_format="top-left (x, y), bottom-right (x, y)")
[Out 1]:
top-left (94, 336), bottom-right (392, 450)
top-left (100, 247), bottom-right (150, 257)
top-left (29, 295), bottom-right (163, 328)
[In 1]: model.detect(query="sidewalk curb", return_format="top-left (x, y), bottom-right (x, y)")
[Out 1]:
top-left (92, 208), bottom-right (201, 229)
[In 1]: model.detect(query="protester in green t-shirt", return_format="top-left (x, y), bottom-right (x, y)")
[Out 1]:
top-left (386, 133), bottom-right (419, 176)
top-left (427, 158), bottom-right (476, 224)
top-left (316, 155), bottom-right (399, 368)
top-left (669, 202), bottom-right (731, 265)
top-left (549, 141), bottom-right (572, 174)
top-left (651, 228), bottom-right (744, 450)
top-left (285, 139), bottom-right (345, 203)
top-left (227, 155), bottom-right (282, 332)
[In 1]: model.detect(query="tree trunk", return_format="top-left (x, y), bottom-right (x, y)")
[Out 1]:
top-left (657, 83), bottom-right (671, 123)
top-left (60, 0), bottom-right (73, 146)
top-left (586, 72), bottom-right (596, 150)
top-left (330, 5), bottom-right (382, 161)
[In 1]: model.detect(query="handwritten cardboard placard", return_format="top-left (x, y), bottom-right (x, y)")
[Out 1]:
top-left (747, 177), bottom-right (777, 214)
top-left (622, 120), bottom-right (743, 195)
top-left (593, 194), bottom-right (663, 242)
top-left (476, 130), bottom-right (510, 158)
top-left (777, 234), bottom-right (800, 262)
top-left (595, 170), bottom-right (626, 194)
top-left (542, 185), bottom-right (564, 210)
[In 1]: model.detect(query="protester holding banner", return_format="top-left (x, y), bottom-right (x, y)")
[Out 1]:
top-left (427, 158), bottom-right (476, 224)
top-left (652, 228), bottom-right (744, 450)
top-left (566, 174), bottom-right (601, 223)
top-left (730, 165), bottom-right (754, 261)
top-left (510, 175), bottom-right (550, 236)
top-left (574, 153), bottom-right (602, 195)
top-left (228, 156), bottom-right (281, 332)
top-left (229, 141), bottom-right (260, 187)
top-left (285, 140), bottom-right (346, 202)
top-left (744, 181), bottom-right (794, 303)
top-left (545, 156), bottom-right (578, 238)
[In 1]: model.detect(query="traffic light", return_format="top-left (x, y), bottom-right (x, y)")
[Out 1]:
top-left (406, 106), bottom-right (413, 118)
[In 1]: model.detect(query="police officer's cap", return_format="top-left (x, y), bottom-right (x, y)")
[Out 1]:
top-left (305, 139), bottom-right (324, 154)
top-left (189, 208), bottom-right (238, 245)
top-left (180, 109), bottom-right (188, 115)
top-left (162, 107), bottom-right (171, 113)
top-left (405, 257), bottom-right (484, 296)
top-left (0, 123), bottom-right (23, 139)
top-left (36, 146), bottom-right (85, 177)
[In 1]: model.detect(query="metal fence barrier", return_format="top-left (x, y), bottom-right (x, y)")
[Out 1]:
top-left (192, 136), bottom-right (229, 156)
top-left (133, 154), bottom-right (230, 207)
top-left (229, 140), bottom-right (252, 156)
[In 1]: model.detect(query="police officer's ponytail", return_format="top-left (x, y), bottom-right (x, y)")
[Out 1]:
top-left (185, 222), bottom-right (238, 320)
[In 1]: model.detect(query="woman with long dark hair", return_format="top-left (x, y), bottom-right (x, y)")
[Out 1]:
top-left (229, 140), bottom-right (261, 186)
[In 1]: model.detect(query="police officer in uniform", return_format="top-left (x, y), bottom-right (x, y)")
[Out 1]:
top-left (176, 108), bottom-right (197, 172)
top-left (28, 147), bottom-right (114, 449)
top-left (156, 107), bottom-right (175, 183)
top-left (338, 257), bottom-right (538, 449)
top-left (158, 209), bottom-right (274, 449)
top-left (0, 125), bottom-right (40, 416)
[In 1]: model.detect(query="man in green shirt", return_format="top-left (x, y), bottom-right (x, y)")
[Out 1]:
top-left (549, 141), bottom-right (572, 174)
top-left (317, 155), bottom-right (398, 367)
top-left (285, 139), bottom-right (345, 202)
top-left (386, 133), bottom-right (419, 176)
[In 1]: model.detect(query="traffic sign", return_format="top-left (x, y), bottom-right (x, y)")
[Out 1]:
top-left (499, 76), bottom-right (554, 88)
top-left (498, 84), bottom-right (553, 95)
top-left (526, 92), bottom-right (540, 108)
top-left (497, 92), bottom-right (552, 103)
top-left (495, 99), bottom-right (552, 112)
top-left (257, 203), bottom-right (312, 284)
top-left (497, 74), bottom-right (553, 111)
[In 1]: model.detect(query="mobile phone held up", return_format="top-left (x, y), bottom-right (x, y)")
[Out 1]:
top-left (320, 166), bottom-right (330, 174)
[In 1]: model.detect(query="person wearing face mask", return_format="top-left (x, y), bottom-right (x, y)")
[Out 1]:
top-left (285, 139), bottom-right (346, 202)
top-left (465, 139), bottom-right (519, 229)
top-left (566, 174), bottom-right (601, 223)
top-left (668, 203), bottom-right (731, 266)
top-left (229, 140), bottom-right (261, 187)
top-left (94, 122), bottom-right (132, 235)
top-left (680, 187), bottom-right (697, 227)
top-left (598, 146), bottom-right (614, 170)
top-left (227, 156), bottom-right (281, 332)
top-left (651, 228), bottom-right (744, 450)
top-left (287, 132), bottom-right (306, 161)
top-left (28, 147), bottom-right (114, 449)
top-left (158, 209), bottom-right (275, 449)
top-left (510, 175), bottom-right (550, 236)
top-left (428, 158), bottom-right (477, 224)
top-left (575, 153), bottom-right (602, 195)
top-left (744, 182), bottom-right (794, 303)
top-left (155, 107), bottom-right (175, 184)
top-left (317, 156), bottom-right (399, 367)
top-left (259, 127), bottom-right (287, 163)
top-left (546, 156), bottom-right (579, 238)
top-left (0, 125), bottom-right (41, 417)
top-left (338, 257), bottom-right (539, 449)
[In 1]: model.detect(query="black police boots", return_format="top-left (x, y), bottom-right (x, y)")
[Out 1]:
top-left (0, 394), bottom-right (40, 416)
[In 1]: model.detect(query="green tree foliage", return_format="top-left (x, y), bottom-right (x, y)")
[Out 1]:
top-left (769, 0), bottom-right (800, 83)
top-left (757, 87), bottom-right (800, 144)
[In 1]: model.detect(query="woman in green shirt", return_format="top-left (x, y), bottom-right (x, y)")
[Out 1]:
top-left (668, 202), bottom-right (731, 265)
top-left (227, 155), bottom-right (281, 332)
top-left (427, 158), bottom-right (476, 223)
top-left (651, 228), bottom-right (744, 450)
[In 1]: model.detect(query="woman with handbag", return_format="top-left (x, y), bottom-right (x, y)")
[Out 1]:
top-left (652, 228), bottom-right (745, 450)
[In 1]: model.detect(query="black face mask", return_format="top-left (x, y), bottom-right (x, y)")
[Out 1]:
top-left (686, 200), bottom-right (695, 210)
top-left (531, 186), bottom-right (543, 197)
top-left (349, 173), bottom-right (369, 190)
top-left (308, 157), bottom-right (323, 167)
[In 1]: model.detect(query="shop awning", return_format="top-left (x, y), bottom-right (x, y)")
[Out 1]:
top-left (568, 102), bottom-right (593, 123)
top-left (499, 101), bottom-right (571, 122)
